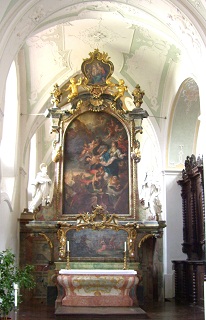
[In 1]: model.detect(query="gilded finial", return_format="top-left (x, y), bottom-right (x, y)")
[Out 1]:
top-left (132, 84), bottom-right (145, 108)
top-left (50, 83), bottom-right (62, 107)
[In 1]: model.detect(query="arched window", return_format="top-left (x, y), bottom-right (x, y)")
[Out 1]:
top-left (1, 61), bottom-right (18, 203)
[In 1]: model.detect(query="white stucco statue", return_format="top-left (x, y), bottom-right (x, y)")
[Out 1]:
top-left (139, 171), bottom-right (162, 221)
top-left (29, 163), bottom-right (52, 212)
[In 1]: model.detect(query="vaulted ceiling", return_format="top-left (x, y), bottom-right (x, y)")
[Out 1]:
top-left (0, 0), bottom-right (205, 170)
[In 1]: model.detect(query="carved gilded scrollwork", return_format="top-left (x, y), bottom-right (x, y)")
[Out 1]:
top-left (137, 230), bottom-right (163, 248)
top-left (39, 232), bottom-right (53, 248)
top-left (57, 228), bottom-right (67, 259)
top-left (57, 205), bottom-right (140, 259)
top-left (38, 232), bottom-right (54, 262)
top-left (60, 49), bottom-right (129, 114)
top-left (46, 50), bottom-right (149, 169)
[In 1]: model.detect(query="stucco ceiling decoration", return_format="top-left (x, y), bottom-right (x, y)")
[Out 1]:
top-left (25, 16), bottom-right (179, 113)
top-left (25, 17), bottom-right (134, 108)
top-left (0, 1), bottom-right (204, 91)
top-left (167, 8), bottom-right (202, 56)
top-left (20, 0), bottom-right (204, 120)
top-left (4, 0), bottom-right (202, 165)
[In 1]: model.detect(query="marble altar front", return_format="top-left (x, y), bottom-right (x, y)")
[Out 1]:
top-left (57, 269), bottom-right (139, 307)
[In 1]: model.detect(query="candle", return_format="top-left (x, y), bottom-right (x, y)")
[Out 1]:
top-left (13, 283), bottom-right (18, 307)
top-left (67, 240), bottom-right (70, 251)
top-left (124, 241), bottom-right (127, 252)
top-left (13, 283), bottom-right (18, 290)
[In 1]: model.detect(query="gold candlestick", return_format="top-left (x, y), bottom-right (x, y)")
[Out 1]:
top-left (66, 250), bottom-right (71, 269)
top-left (123, 250), bottom-right (127, 270)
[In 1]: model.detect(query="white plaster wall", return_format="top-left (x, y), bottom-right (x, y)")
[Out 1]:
top-left (0, 194), bottom-right (18, 256)
top-left (163, 170), bottom-right (187, 298)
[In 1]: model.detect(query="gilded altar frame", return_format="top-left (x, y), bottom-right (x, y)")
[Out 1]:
top-left (48, 49), bottom-right (148, 222)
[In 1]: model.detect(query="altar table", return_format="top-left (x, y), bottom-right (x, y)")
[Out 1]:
top-left (57, 269), bottom-right (139, 307)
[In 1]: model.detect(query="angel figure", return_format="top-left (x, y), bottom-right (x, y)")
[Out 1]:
top-left (65, 77), bottom-right (82, 102)
top-left (114, 79), bottom-right (128, 101)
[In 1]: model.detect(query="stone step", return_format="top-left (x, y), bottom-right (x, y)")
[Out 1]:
top-left (55, 306), bottom-right (149, 319)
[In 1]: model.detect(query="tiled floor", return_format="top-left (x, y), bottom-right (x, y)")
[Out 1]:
top-left (9, 299), bottom-right (205, 320)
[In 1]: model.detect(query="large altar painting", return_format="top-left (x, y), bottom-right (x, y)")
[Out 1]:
top-left (63, 111), bottom-right (129, 215)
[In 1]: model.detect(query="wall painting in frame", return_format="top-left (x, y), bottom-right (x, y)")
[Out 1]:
top-left (66, 228), bottom-right (128, 260)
